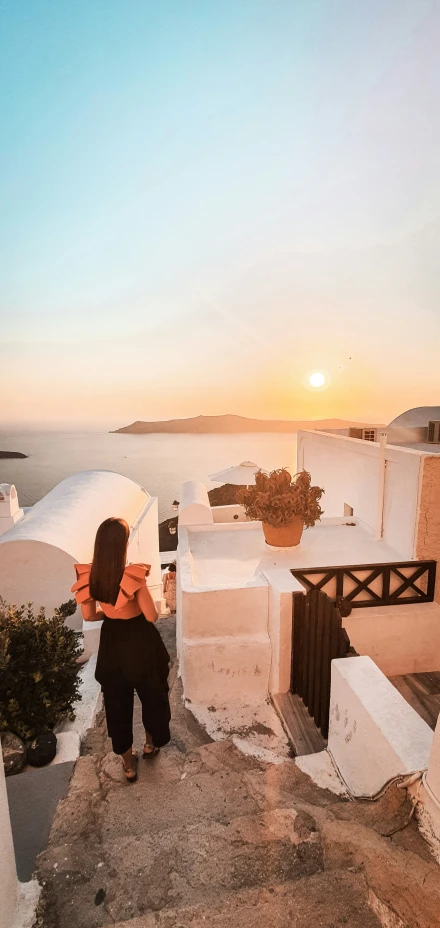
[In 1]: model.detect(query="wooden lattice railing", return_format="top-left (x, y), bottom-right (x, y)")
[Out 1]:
top-left (291, 560), bottom-right (436, 609)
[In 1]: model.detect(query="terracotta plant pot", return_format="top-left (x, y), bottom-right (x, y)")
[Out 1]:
top-left (262, 517), bottom-right (303, 547)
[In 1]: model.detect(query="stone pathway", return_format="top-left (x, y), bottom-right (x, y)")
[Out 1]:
top-left (36, 620), bottom-right (440, 928)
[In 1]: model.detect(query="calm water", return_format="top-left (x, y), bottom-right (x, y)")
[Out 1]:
top-left (0, 430), bottom-right (298, 521)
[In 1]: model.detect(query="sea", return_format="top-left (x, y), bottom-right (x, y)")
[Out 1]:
top-left (0, 429), bottom-right (298, 522)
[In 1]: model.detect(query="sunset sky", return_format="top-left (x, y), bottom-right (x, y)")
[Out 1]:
top-left (1, 0), bottom-right (439, 427)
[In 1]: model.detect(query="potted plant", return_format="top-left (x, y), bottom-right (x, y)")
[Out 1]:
top-left (238, 468), bottom-right (324, 547)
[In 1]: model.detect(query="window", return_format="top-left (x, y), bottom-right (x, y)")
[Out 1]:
top-left (427, 421), bottom-right (440, 443)
top-left (363, 429), bottom-right (376, 442)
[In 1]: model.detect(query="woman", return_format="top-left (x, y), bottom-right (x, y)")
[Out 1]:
top-left (71, 517), bottom-right (170, 783)
top-left (163, 562), bottom-right (177, 614)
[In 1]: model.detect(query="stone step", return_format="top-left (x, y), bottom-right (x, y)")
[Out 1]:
top-left (106, 870), bottom-right (382, 928)
top-left (37, 682), bottom-right (440, 928)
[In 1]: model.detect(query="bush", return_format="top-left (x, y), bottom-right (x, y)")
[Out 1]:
top-left (0, 599), bottom-right (83, 741)
top-left (57, 599), bottom-right (78, 620)
top-left (238, 468), bottom-right (324, 528)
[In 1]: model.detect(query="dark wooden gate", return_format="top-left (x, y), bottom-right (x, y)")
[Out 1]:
top-left (291, 590), bottom-right (352, 739)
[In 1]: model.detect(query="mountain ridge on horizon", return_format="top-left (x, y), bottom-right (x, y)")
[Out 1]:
top-left (112, 414), bottom-right (383, 435)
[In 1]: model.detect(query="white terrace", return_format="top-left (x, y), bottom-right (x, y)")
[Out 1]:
top-left (186, 519), bottom-right (402, 589)
top-left (177, 428), bottom-right (440, 861)
top-left (178, 429), bottom-right (440, 699)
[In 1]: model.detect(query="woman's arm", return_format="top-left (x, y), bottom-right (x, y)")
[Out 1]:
top-left (163, 574), bottom-right (168, 593)
top-left (81, 600), bottom-right (98, 621)
top-left (136, 583), bottom-right (158, 623)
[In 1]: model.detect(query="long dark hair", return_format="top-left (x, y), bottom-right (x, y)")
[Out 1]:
top-left (89, 517), bottom-right (129, 605)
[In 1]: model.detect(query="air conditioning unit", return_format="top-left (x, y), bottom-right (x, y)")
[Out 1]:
top-left (427, 421), bottom-right (440, 443)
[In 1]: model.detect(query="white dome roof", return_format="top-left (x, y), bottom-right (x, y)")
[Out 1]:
top-left (0, 470), bottom-right (149, 561)
top-left (388, 406), bottom-right (440, 428)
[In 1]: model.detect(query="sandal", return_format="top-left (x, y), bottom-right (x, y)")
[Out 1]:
top-left (143, 744), bottom-right (160, 759)
top-left (122, 750), bottom-right (138, 783)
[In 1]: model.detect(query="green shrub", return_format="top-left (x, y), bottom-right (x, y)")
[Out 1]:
top-left (0, 599), bottom-right (83, 740)
top-left (57, 599), bottom-right (78, 620)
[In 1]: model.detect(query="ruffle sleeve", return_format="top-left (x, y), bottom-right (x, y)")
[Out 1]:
top-left (71, 564), bottom-right (93, 605)
top-left (114, 563), bottom-right (150, 611)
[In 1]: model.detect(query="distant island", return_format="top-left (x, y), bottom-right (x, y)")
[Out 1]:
top-left (0, 451), bottom-right (28, 459)
top-left (112, 414), bottom-right (380, 435)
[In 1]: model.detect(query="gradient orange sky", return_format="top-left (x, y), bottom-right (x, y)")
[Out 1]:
top-left (1, 2), bottom-right (439, 429)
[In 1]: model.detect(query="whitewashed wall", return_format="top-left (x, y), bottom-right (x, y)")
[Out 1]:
top-left (212, 504), bottom-right (248, 523)
top-left (297, 430), bottom-right (422, 558)
top-left (0, 541), bottom-right (79, 616)
top-left (179, 481), bottom-right (213, 526)
top-left (343, 602), bottom-right (440, 675)
top-left (263, 569), bottom-right (304, 694)
top-left (177, 526), bottom-right (271, 705)
top-left (328, 657), bottom-right (433, 797)
top-left (127, 496), bottom-right (162, 605)
top-left (0, 743), bottom-right (18, 928)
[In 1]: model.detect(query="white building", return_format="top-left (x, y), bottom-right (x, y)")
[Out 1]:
top-left (0, 484), bottom-right (24, 537)
top-left (176, 420), bottom-right (440, 859)
top-left (323, 404), bottom-right (440, 452)
top-left (178, 428), bottom-right (440, 704)
top-left (0, 470), bottom-right (163, 619)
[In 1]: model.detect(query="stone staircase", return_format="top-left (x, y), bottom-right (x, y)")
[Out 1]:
top-left (36, 718), bottom-right (440, 928)
top-left (36, 619), bottom-right (440, 928)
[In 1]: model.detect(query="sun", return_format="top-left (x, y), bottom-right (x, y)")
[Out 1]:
top-left (309, 371), bottom-right (326, 389)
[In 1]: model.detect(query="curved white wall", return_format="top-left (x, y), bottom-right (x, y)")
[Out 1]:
top-left (0, 541), bottom-right (77, 615)
top-left (179, 481), bottom-right (213, 527)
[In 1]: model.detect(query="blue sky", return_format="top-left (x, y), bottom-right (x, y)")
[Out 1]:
top-left (1, 0), bottom-right (439, 425)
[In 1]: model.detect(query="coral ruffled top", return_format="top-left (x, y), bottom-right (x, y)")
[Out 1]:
top-left (71, 563), bottom-right (151, 619)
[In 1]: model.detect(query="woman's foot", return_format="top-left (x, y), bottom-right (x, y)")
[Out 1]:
top-left (121, 748), bottom-right (138, 782)
top-left (143, 731), bottom-right (160, 758)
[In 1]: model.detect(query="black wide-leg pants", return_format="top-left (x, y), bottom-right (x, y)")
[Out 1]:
top-left (102, 669), bottom-right (171, 755)
top-left (95, 614), bottom-right (171, 756)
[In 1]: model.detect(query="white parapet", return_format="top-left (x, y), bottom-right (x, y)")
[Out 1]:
top-left (181, 583), bottom-right (268, 638)
top-left (426, 715), bottom-right (440, 802)
top-left (82, 618), bottom-right (103, 661)
top-left (414, 714), bottom-right (440, 862)
top-left (343, 602), bottom-right (440, 676)
top-left (0, 742), bottom-right (18, 928)
top-left (328, 656), bottom-right (434, 797)
top-left (178, 481), bottom-right (213, 527)
top-left (212, 504), bottom-right (248, 523)
top-left (181, 633), bottom-right (271, 705)
top-left (0, 743), bottom-right (40, 928)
